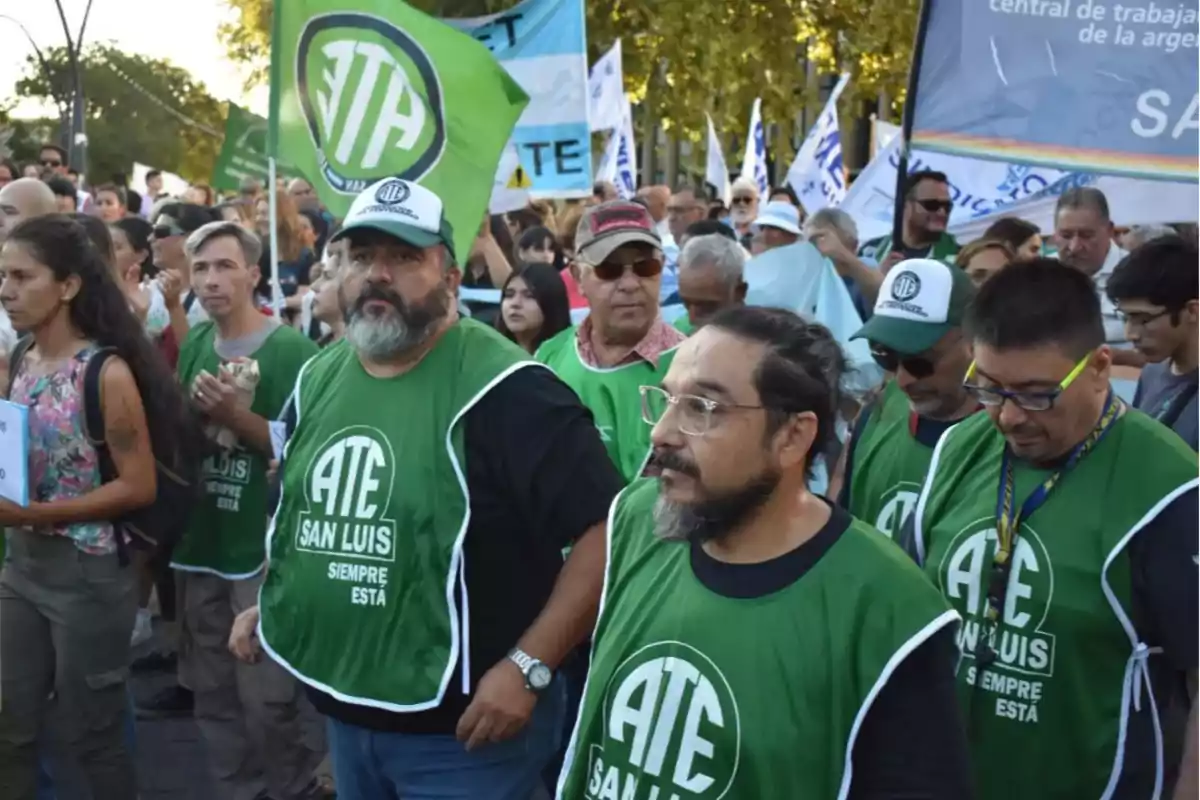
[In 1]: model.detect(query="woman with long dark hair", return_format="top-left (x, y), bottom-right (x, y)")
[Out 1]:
top-left (495, 263), bottom-right (571, 353)
top-left (0, 214), bottom-right (204, 797)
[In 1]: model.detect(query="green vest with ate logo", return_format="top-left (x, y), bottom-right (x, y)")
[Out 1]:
top-left (557, 478), bottom-right (957, 800)
top-left (536, 327), bottom-right (677, 483)
top-left (172, 321), bottom-right (318, 578)
top-left (258, 319), bottom-right (537, 711)
top-left (914, 410), bottom-right (1198, 799)
top-left (847, 380), bottom-right (936, 539)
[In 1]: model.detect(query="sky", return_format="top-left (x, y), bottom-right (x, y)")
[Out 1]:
top-left (0, 0), bottom-right (268, 119)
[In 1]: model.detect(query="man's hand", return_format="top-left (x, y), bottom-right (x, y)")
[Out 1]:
top-left (881, 251), bottom-right (906, 273)
top-left (455, 658), bottom-right (537, 751)
top-left (228, 605), bottom-right (262, 664)
top-left (191, 371), bottom-right (239, 424)
top-left (809, 230), bottom-right (857, 274)
top-left (158, 270), bottom-right (184, 310)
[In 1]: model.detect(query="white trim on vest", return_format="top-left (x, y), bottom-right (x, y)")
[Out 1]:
top-left (836, 608), bottom-right (961, 800)
top-left (259, 356), bottom-right (551, 714)
top-left (554, 481), bottom-right (627, 799)
top-left (443, 359), bottom-right (548, 703)
top-left (1098, 477), bottom-right (1199, 800)
top-left (911, 420), bottom-right (963, 567)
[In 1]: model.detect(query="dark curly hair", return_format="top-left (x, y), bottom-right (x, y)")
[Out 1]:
top-left (7, 214), bottom-right (206, 472)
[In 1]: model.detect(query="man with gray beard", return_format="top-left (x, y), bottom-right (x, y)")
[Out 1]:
top-left (556, 306), bottom-right (972, 799)
top-left (230, 178), bottom-right (622, 797)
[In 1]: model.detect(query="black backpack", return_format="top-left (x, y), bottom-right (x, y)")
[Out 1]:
top-left (8, 338), bottom-right (203, 563)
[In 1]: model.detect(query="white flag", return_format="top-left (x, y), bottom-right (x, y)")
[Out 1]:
top-left (786, 73), bottom-right (851, 214)
top-left (489, 142), bottom-right (531, 215)
top-left (614, 99), bottom-right (638, 199)
top-left (705, 114), bottom-right (730, 206)
top-left (588, 40), bottom-right (625, 132)
top-left (740, 98), bottom-right (769, 197)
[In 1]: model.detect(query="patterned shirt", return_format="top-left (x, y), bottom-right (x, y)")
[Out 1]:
top-left (575, 314), bottom-right (686, 369)
top-left (11, 345), bottom-right (114, 555)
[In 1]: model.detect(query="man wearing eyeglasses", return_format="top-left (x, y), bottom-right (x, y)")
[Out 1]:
top-left (834, 259), bottom-right (978, 538)
top-left (1106, 236), bottom-right (1199, 451)
top-left (556, 305), bottom-right (971, 799)
top-left (859, 170), bottom-right (960, 272)
top-left (727, 176), bottom-right (760, 246)
top-left (899, 260), bottom-right (1199, 800)
top-left (536, 201), bottom-right (686, 482)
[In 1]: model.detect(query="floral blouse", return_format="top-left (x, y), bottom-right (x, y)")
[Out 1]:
top-left (10, 345), bottom-right (114, 555)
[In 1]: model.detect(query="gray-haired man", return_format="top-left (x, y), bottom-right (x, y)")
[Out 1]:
top-left (675, 233), bottom-right (747, 334)
top-left (805, 207), bottom-right (883, 320)
top-left (171, 221), bottom-right (324, 800)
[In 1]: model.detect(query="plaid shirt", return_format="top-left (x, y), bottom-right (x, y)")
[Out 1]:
top-left (575, 315), bottom-right (686, 368)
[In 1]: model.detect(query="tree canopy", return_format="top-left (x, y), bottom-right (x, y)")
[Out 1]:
top-left (218, 0), bottom-right (918, 171)
top-left (14, 44), bottom-right (227, 183)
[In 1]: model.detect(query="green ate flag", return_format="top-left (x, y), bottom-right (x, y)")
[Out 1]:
top-left (211, 104), bottom-right (272, 193)
top-left (269, 0), bottom-right (529, 262)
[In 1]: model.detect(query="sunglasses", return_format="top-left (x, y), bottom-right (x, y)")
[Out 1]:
top-left (730, 196), bottom-right (755, 206)
top-left (870, 345), bottom-right (937, 379)
top-left (913, 199), bottom-right (953, 214)
top-left (585, 256), bottom-right (664, 282)
top-left (40, 159), bottom-right (62, 168)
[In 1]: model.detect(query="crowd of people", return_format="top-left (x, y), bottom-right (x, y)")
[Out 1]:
top-left (0, 138), bottom-right (1194, 800)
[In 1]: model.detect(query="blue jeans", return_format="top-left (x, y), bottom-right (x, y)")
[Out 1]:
top-left (327, 680), bottom-right (565, 800)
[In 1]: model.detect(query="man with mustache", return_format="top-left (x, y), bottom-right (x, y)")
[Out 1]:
top-left (233, 178), bottom-right (622, 797)
top-left (899, 261), bottom-right (1198, 799)
top-left (556, 305), bottom-right (971, 798)
top-left (833, 259), bottom-right (979, 539)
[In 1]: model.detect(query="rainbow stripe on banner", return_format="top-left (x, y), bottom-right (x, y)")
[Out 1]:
top-left (909, 1), bottom-right (1198, 184)
top-left (911, 131), bottom-right (1196, 183)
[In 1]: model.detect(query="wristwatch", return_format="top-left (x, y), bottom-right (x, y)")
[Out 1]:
top-left (507, 648), bottom-right (553, 693)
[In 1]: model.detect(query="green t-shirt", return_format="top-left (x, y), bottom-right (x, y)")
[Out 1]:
top-left (172, 320), bottom-right (317, 578)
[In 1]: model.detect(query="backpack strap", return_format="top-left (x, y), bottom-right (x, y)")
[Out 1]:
top-left (1156, 379), bottom-right (1199, 431)
top-left (5, 336), bottom-right (35, 399)
top-left (83, 347), bottom-right (131, 566)
top-left (83, 347), bottom-right (119, 464)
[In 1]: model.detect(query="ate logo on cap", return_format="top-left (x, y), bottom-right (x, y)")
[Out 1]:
top-left (375, 180), bottom-right (412, 206)
top-left (891, 271), bottom-right (922, 302)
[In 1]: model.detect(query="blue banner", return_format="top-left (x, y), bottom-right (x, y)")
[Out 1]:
top-left (911, 0), bottom-right (1198, 181)
top-left (448, 0), bottom-right (592, 195)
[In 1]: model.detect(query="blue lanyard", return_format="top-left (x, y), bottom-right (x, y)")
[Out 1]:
top-left (985, 392), bottom-right (1122, 626)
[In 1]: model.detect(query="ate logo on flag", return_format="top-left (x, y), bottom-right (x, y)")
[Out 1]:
top-left (296, 13), bottom-right (448, 195)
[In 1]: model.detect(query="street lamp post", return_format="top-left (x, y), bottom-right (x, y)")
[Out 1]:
top-left (52, 0), bottom-right (93, 175)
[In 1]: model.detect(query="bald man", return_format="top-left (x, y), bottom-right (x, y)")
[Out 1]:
top-left (637, 185), bottom-right (671, 236)
top-left (0, 178), bottom-right (57, 244)
top-left (0, 178), bottom-right (50, 382)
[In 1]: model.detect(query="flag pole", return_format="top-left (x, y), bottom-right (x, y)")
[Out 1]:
top-left (268, 157), bottom-right (283, 318)
top-left (890, 0), bottom-right (935, 252)
top-left (266, 0), bottom-right (283, 319)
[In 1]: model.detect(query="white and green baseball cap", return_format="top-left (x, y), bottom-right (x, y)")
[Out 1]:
top-left (852, 258), bottom-right (976, 354)
top-left (331, 178), bottom-right (457, 262)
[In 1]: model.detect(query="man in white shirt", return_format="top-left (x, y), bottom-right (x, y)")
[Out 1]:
top-left (1053, 187), bottom-right (1141, 366)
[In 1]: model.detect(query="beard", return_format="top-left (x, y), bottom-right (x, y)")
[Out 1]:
top-left (730, 205), bottom-right (755, 225)
top-left (343, 281), bottom-right (450, 361)
top-left (651, 449), bottom-right (780, 545)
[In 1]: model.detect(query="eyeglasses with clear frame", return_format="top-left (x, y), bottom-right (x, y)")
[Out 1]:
top-left (639, 385), bottom-right (772, 437)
